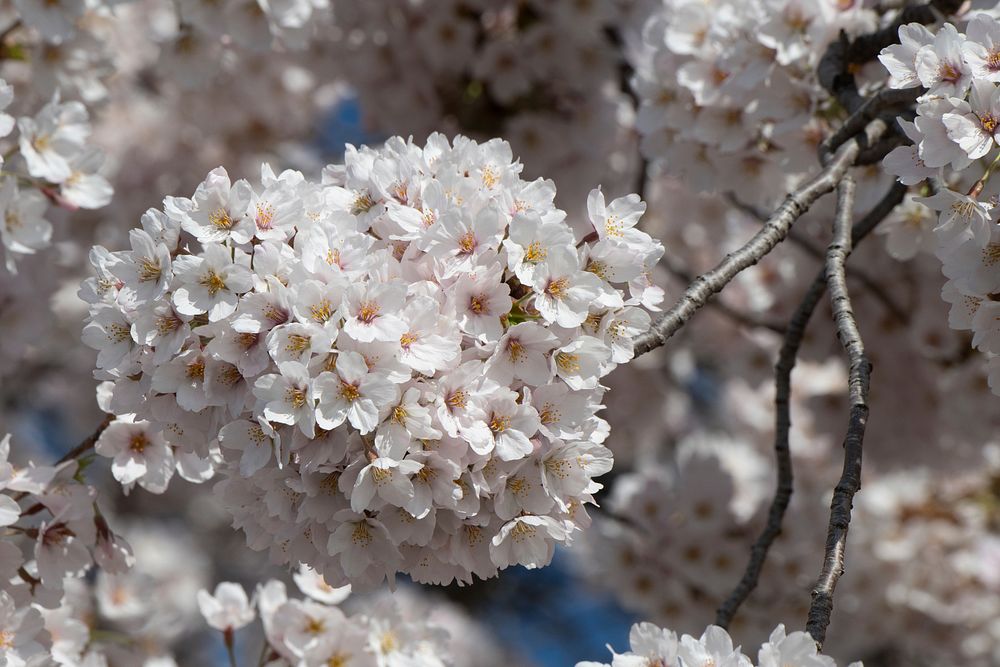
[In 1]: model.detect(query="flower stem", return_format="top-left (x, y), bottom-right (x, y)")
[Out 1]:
top-left (224, 628), bottom-right (239, 667)
top-left (968, 150), bottom-right (1000, 198)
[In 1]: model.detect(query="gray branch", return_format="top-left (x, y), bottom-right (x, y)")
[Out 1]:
top-left (632, 119), bottom-right (887, 358)
top-left (805, 174), bottom-right (872, 648)
top-left (715, 181), bottom-right (905, 630)
top-left (725, 192), bottom-right (909, 323)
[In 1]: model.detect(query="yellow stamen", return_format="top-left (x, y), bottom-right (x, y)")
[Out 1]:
top-left (524, 241), bottom-right (547, 263)
top-left (357, 301), bottom-right (381, 324)
top-left (555, 352), bottom-right (581, 373)
top-left (546, 277), bottom-right (570, 299)
top-left (285, 387), bottom-right (307, 408)
top-left (339, 381), bottom-right (360, 402)
top-left (199, 270), bottom-right (227, 296)
top-left (209, 207), bottom-right (234, 230)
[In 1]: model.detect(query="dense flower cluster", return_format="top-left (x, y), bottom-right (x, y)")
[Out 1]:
top-left (4, 0), bottom-right (1000, 663)
top-left (0, 77), bottom-right (111, 272)
top-left (81, 134), bottom-right (664, 587)
top-left (0, 432), bottom-right (136, 666)
top-left (632, 0), bottom-right (878, 206)
top-left (577, 620), bottom-right (861, 667)
top-left (879, 14), bottom-right (1000, 395)
top-left (325, 0), bottom-right (645, 212)
top-left (199, 573), bottom-right (456, 666)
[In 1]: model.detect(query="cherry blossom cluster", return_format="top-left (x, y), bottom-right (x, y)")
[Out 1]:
top-left (632, 0), bottom-right (878, 206)
top-left (81, 133), bottom-right (664, 588)
top-left (577, 444), bottom-right (769, 634)
top-left (31, 523), bottom-right (212, 666)
top-left (324, 0), bottom-right (645, 210)
top-left (199, 571), bottom-right (455, 666)
top-left (0, 5), bottom-right (114, 105)
top-left (0, 432), bottom-right (137, 667)
top-left (879, 14), bottom-right (1000, 395)
top-left (0, 77), bottom-right (111, 273)
top-left (1, 0), bottom-right (330, 97)
top-left (577, 621), bottom-right (861, 667)
top-left (150, 0), bottom-right (334, 89)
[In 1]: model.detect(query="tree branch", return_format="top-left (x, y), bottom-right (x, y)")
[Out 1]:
top-left (820, 88), bottom-right (920, 160)
top-left (714, 181), bottom-right (905, 630)
top-left (817, 0), bottom-right (962, 115)
top-left (806, 174), bottom-right (872, 648)
top-left (56, 413), bottom-right (114, 466)
top-left (632, 119), bottom-right (887, 358)
top-left (845, 0), bottom-right (963, 65)
top-left (725, 192), bottom-right (909, 324)
top-left (662, 257), bottom-right (787, 335)
top-left (11, 414), bottom-right (114, 502)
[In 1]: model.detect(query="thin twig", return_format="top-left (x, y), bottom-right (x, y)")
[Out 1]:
top-left (806, 174), bottom-right (872, 648)
top-left (632, 119), bottom-right (887, 358)
top-left (663, 258), bottom-right (787, 335)
top-left (606, 24), bottom-right (649, 201)
top-left (715, 181), bottom-right (905, 629)
top-left (725, 192), bottom-right (909, 323)
top-left (224, 628), bottom-right (239, 667)
top-left (0, 20), bottom-right (21, 45)
top-left (11, 414), bottom-right (114, 502)
top-left (55, 413), bottom-right (114, 466)
top-left (820, 88), bottom-right (920, 160)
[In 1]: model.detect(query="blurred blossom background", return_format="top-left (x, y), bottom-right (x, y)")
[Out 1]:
top-left (4, 0), bottom-right (1000, 666)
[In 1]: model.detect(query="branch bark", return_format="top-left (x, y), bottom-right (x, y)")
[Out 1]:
top-left (714, 181), bottom-right (905, 630)
top-left (662, 257), bottom-right (787, 335)
top-left (817, 0), bottom-right (962, 115)
top-left (632, 119), bottom-right (887, 358)
top-left (805, 174), bottom-right (872, 648)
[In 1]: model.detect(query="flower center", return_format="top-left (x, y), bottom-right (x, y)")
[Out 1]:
top-left (156, 314), bottom-right (180, 335)
top-left (310, 299), bottom-right (335, 323)
top-left (939, 61), bottom-right (961, 83)
top-left (392, 405), bottom-right (408, 424)
top-left (138, 258), bottom-right (161, 282)
top-left (988, 50), bottom-right (1000, 72)
top-left (511, 521), bottom-right (536, 542)
top-left (286, 334), bottom-right (311, 354)
top-left (469, 294), bottom-right (487, 314)
top-left (357, 301), bottom-right (381, 324)
top-left (209, 207), bottom-right (234, 230)
top-left (457, 231), bottom-right (478, 255)
top-left (981, 113), bottom-right (999, 134)
top-left (446, 389), bottom-right (467, 409)
top-left (546, 277), bottom-right (570, 299)
top-left (351, 192), bottom-right (376, 215)
top-left (186, 358), bottom-right (205, 380)
top-left (129, 433), bottom-right (149, 453)
top-left (286, 387), bottom-right (307, 408)
top-left (199, 270), bottom-right (227, 296)
top-left (555, 352), bottom-right (581, 373)
top-left (524, 241), bottom-right (546, 263)
top-left (237, 332), bottom-right (258, 350)
top-left (351, 521), bottom-right (373, 546)
top-left (400, 331), bottom-right (419, 349)
top-left (481, 166), bottom-right (499, 189)
top-left (489, 414), bottom-right (510, 433)
top-left (255, 202), bottom-right (275, 230)
top-left (339, 381), bottom-right (361, 402)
